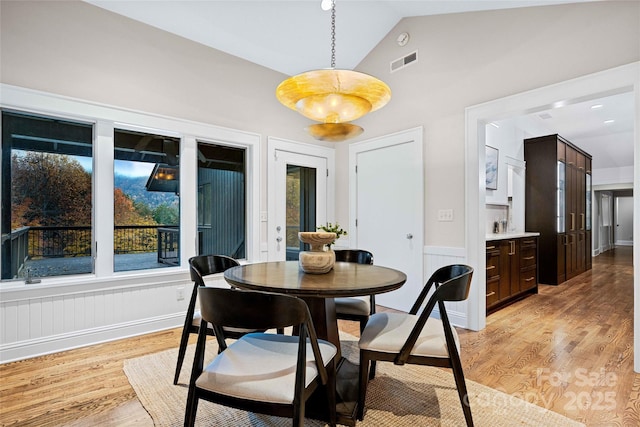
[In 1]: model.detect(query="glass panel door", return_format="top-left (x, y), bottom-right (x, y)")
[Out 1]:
top-left (586, 173), bottom-right (592, 230)
top-left (556, 160), bottom-right (565, 233)
top-left (271, 150), bottom-right (327, 262)
top-left (286, 165), bottom-right (317, 260)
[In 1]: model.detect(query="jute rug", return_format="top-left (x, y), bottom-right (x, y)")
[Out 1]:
top-left (124, 336), bottom-right (585, 426)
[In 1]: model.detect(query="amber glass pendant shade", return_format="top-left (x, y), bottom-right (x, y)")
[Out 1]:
top-left (276, 69), bottom-right (390, 123)
top-left (306, 123), bottom-right (364, 142)
top-left (275, 0), bottom-right (391, 141)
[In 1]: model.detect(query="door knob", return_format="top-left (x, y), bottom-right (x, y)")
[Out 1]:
top-left (276, 236), bottom-right (282, 242)
top-left (406, 233), bottom-right (413, 239)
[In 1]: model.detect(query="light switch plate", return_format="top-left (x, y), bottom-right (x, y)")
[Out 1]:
top-left (438, 209), bottom-right (454, 221)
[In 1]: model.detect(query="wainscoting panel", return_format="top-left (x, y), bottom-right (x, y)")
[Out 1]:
top-left (424, 246), bottom-right (469, 328)
top-left (0, 271), bottom-right (215, 363)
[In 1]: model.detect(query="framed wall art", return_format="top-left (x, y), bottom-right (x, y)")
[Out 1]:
top-left (485, 145), bottom-right (499, 190)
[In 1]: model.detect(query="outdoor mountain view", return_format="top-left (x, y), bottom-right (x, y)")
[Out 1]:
top-left (10, 152), bottom-right (179, 264)
top-left (11, 152), bottom-right (178, 230)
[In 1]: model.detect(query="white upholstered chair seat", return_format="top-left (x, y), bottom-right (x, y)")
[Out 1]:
top-left (334, 296), bottom-right (371, 316)
top-left (359, 312), bottom-right (459, 358)
top-left (196, 333), bottom-right (337, 404)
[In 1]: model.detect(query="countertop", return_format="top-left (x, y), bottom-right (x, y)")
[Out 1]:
top-left (485, 231), bottom-right (540, 241)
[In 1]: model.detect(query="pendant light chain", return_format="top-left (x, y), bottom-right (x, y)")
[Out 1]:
top-left (330, 0), bottom-right (336, 69)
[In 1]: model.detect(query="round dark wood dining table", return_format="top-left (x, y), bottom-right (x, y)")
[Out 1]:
top-left (223, 260), bottom-right (406, 426)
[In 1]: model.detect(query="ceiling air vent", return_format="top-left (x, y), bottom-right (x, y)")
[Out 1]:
top-left (390, 51), bottom-right (418, 73)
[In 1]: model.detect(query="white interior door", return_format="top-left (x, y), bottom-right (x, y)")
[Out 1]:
top-left (349, 128), bottom-right (424, 312)
top-left (615, 196), bottom-right (634, 245)
top-left (269, 148), bottom-right (329, 261)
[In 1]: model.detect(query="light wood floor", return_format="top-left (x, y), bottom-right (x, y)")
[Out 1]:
top-left (0, 247), bottom-right (636, 426)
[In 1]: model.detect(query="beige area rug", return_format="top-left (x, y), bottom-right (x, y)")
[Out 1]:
top-left (124, 336), bottom-right (585, 427)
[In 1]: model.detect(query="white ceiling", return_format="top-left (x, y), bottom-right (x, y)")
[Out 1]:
top-left (85, 0), bottom-right (633, 171)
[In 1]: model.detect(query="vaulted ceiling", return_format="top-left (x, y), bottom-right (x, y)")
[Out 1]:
top-left (85, 0), bottom-right (633, 171)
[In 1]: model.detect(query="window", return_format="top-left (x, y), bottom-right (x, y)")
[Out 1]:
top-left (113, 129), bottom-right (181, 272)
top-left (1, 85), bottom-right (261, 284)
top-left (197, 142), bottom-right (246, 259)
top-left (1, 110), bottom-right (93, 281)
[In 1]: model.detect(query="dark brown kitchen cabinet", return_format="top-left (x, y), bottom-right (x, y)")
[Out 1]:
top-left (486, 236), bottom-right (538, 313)
top-left (525, 134), bottom-right (592, 285)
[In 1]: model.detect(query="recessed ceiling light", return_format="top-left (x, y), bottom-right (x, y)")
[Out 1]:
top-left (552, 100), bottom-right (567, 109)
top-left (604, 119), bottom-right (615, 124)
top-left (591, 104), bottom-right (603, 109)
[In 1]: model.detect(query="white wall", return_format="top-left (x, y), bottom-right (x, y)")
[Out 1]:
top-left (347, 1), bottom-right (640, 248)
top-left (1, 0), bottom-right (639, 361)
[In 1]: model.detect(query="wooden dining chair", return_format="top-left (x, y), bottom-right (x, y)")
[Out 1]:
top-left (333, 249), bottom-right (375, 332)
top-left (357, 264), bottom-right (474, 426)
top-left (185, 287), bottom-right (338, 427)
top-left (173, 254), bottom-right (245, 385)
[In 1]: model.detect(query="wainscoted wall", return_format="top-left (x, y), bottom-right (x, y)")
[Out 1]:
top-left (0, 272), bottom-right (231, 363)
top-left (424, 246), bottom-right (469, 328)
top-left (1, 248), bottom-right (469, 363)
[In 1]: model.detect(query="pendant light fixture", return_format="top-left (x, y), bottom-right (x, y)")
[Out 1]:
top-left (276, 0), bottom-right (391, 141)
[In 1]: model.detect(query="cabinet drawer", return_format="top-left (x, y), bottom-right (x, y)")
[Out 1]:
top-left (486, 279), bottom-right (500, 307)
top-left (520, 267), bottom-right (537, 291)
top-left (486, 253), bottom-right (500, 280)
top-left (520, 246), bottom-right (537, 268)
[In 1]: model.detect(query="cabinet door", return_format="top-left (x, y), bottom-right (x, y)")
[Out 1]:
top-left (499, 241), bottom-right (512, 301)
top-left (566, 232), bottom-right (579, 280)
top-left (509, 240), bottom-right (519, 296)
top-left (586, 231), bottom-right (592, 270)
top-left (577, 231), bottom-right (586, 273)
top-left (566, 164), bottom-right (577, 233)
top-left (557, 234), bottom-right (566, 284)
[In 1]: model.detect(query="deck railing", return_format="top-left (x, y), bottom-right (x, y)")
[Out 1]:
top-left (2, 225), bottom-right (179, 279)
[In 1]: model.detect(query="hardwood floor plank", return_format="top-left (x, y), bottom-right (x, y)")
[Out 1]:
top-left (0, 247), bottom-right (637, 426)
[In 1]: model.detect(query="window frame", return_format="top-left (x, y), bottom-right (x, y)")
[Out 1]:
top-left (0, 84), bottom-right (261, 291)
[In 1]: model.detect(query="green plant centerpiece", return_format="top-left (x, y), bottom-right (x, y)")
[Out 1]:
top-left (316, 222), bottom-right (347, 248)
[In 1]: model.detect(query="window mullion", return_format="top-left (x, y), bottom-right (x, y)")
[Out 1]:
top-left (94, 120), bottom-right (115, 278)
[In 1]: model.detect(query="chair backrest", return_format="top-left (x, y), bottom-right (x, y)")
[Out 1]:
top-left (334, 249), bottom-right (374, 265)
top-left (199, 287), bottom-right (309, 332)
top-left (195, 287), bottom-right (329, 386)
top-left (429, 264), bottom-right (474, 302)
top-left (410, 264), bottom-right (473, 314)
top-left (399, 264), bottom-right (473, 364)
top-left (186, 255), bottom-right (240, 324)
top-left (188, 254), bottom-right (240, 286)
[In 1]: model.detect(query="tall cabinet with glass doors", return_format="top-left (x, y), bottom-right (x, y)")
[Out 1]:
top-left (525, 134), bottom-right (592, 286)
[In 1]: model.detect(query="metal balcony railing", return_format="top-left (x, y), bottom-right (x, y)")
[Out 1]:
top-left (2, 225), bottom-right (179, 279)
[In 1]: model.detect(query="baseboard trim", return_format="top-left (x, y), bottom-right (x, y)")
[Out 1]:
top-left (0, 313), bottom-right (183, 364)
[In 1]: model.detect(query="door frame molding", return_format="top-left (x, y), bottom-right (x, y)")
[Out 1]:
top-left (266, 137), bottom-right (335, 261)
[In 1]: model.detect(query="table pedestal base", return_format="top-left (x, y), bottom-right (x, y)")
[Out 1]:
top-left (306, 357), bottom-right (360, 426)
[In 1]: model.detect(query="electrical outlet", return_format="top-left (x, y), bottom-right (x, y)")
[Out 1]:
top-left (176, 287), bottom-right (185, 301)
top-left (437, 209), bottom-right (454, 222)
